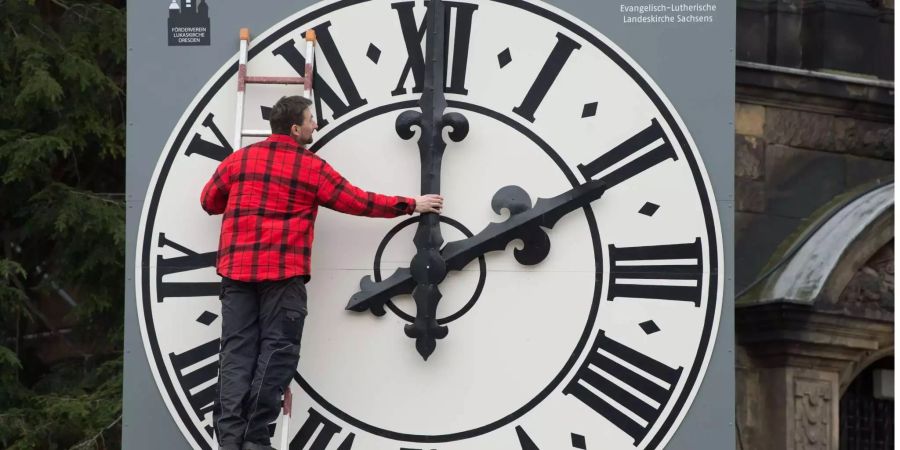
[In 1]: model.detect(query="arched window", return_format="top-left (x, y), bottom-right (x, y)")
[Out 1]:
top-left (840, 357), bottom-right (894, 449)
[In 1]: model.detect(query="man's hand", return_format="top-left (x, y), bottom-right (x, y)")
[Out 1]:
top-left (414, 194), bottom-right (444, 214)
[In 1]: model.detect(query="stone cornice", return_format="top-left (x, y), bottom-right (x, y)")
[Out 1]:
top-left (737, 302), bottom-right (893, 370)
top-left (736, 62), bottom-right (894, 121)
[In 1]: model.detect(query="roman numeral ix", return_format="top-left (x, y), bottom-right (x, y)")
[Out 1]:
top-left (156, 233), bottom-right (219, 302)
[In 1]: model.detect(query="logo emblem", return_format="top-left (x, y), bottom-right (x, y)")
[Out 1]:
top-left (168, 0), bottom-right (211, 46)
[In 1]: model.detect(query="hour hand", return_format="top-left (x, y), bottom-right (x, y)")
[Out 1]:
top-left (346, 179), bottom-right (607, 313)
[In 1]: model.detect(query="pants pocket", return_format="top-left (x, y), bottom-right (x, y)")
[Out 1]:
top-left (280, 278), bottom-right (307, 345)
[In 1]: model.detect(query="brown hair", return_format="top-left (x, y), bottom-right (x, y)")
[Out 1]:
top-left (269, 96), bottom-right (312, 135)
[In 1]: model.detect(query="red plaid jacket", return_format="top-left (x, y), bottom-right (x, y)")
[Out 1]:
top-left (200, 134), bottom-right (416, 282)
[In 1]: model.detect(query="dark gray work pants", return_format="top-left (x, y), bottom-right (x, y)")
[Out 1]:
top-left (212, 276), bottom-right (307, 449)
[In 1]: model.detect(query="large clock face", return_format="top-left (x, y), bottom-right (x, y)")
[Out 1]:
top-left (135, 0), bottom-right (724, 449)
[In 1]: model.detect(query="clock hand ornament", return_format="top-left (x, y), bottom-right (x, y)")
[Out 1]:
top-left (347, 179), bottom-right (607, 314)
top-left (396, 0), bottom-right (470, 360)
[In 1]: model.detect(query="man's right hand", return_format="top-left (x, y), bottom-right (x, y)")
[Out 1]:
top-left (414, 194), bottom-right (444, 214)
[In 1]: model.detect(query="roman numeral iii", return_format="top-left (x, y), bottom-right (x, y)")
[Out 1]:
top-left (609, 238), bottom-right (703, 307)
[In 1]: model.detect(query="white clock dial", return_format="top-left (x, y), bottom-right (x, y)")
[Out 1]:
top-left (136, 1), bottom-right (724, 449)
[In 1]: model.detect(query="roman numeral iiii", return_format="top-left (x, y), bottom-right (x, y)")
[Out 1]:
top-left (564, 330), bottom-right (682, 445)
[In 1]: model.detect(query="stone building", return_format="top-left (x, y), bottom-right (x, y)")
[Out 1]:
top-left (734, 1), bottom-right (894, 449)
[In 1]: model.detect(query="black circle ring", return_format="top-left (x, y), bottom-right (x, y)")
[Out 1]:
top-left (372, 215), bottom-right (487, 325)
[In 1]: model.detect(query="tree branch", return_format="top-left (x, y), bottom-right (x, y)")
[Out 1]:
top-left (70, 413), bottom-right (122, 450)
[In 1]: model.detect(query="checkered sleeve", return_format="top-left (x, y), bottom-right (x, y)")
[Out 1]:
top-left (200, 155), bottom-right (233, 215)
top-left (315, 159), bottom-right (416, 217)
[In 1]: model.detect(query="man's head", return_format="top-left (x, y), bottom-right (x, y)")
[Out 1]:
top-left (269, 95), bottom-right (317, 146)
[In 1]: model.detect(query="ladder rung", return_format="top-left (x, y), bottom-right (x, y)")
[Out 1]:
top-left (245, 76), bottom-right (306, 85)
top-left (241, 129), bottom-right (270, 137)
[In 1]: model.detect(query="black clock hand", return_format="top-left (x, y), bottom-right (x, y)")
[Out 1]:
top-left (347, 179), bottom-right (607, 313)
top-left (396, 0), bottom-right (469, 360)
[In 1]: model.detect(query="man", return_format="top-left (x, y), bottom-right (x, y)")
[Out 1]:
top-left (200, 95), bottom-right (443, 450)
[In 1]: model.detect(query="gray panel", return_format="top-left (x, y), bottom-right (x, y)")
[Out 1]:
top-left (125, 1), bottom-right (735, 448)
top-left (125, 3), bottom-right (323, 448)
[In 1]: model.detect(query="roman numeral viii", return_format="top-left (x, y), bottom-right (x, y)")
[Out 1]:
top-left (156, 233), bottom-right (219, 302)
top-left (272, 22), bottom-right (367, 130)
top-left (609, 238), bottom-right (703, 307)
top-left (391, 0), bottom-right (478, 96)
top-left (564, 330), bottom-right (682, 446)
top-left (170, 338), bottom-right (220, 437)
top-left (578, 118), bottom-right (677, 188)
top-left (290, 408), bottom-right (356, 450)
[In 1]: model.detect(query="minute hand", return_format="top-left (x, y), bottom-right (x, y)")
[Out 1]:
top-left (347, 179), bottom-right (607, 313)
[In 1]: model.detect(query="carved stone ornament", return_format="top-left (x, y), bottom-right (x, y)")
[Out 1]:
top-left (793, 378), bottom-right (832, 450)
top-left (838, 241), bottom-right (894, 311)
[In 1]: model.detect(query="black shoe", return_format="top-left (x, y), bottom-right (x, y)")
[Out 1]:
top-left (241, 442), bottom-right (275, 450)
top-left (219, 444), bottom-right (241, 450)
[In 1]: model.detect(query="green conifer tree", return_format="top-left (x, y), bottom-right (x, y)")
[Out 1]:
top-left (0, 0), bottom-right (125, 448)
